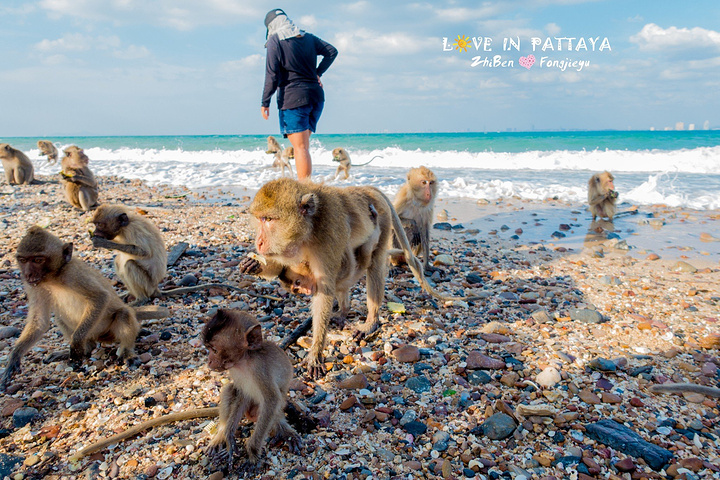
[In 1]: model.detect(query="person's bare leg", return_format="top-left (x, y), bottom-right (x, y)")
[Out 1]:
top-left (287, 130), bottom-right (312, 180)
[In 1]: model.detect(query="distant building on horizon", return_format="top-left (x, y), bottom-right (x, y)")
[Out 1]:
top-left (675, 122), bottom-right (684, 131)
top-left (704, 120), bottom-right (711, 130)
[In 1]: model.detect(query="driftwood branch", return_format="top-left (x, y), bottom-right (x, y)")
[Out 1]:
top-left (166, 242), bottom-right (189, 267)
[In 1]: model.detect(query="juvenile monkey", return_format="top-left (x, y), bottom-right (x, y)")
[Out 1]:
top-left (588, 171), bottom-right (618, 221)
top-left (91, 205), bottom-right (167, 303)
top-left (0, 226), bottom-right (140, 391)
top-left (331, 148), bottom-right (379, 180)
top-left (37, 140), bottom-right (59, 164)
top-left (204, 309), bottom-right (301, 468)
top-left (60, 145), bottom-right (99, 211)
top-left (650, 383), bottom-right (720, 398)
top-left (240, 178), bottom-right (454, 378)
top-left (0, 143), bottom-right (34, 185)
top-left (266, 135), bottom-right (282, 155)
top-left (390, 166), bottom-right (438, 267)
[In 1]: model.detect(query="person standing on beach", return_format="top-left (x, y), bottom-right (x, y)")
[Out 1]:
top-left (261, 8), bottom-right (337, 180)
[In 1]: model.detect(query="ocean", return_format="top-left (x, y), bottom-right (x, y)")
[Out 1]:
top-left (4, 131), bottom-right (720, 210)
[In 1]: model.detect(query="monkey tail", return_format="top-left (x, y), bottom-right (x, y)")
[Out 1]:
top-left (133, 305), bottom-right (170, 320)
top-left (353, 155), bottom-right (382, 167)
top-left (378, 191), bottom-right (462, 303)
top-left (69, 407), bottom-right (219, 462)
top-left (158, 283), bottom-right (281, 302)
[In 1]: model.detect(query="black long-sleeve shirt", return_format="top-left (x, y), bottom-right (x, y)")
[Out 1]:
top-left (262, 33), bottom-right (338, 110)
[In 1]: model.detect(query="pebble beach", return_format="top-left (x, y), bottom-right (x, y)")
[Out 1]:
top-left (1, 174), bottom-right (720, 480)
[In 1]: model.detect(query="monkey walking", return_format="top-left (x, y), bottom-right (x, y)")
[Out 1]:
top-left (389, 166), bottom-right (438, 268)
top-left (239, 178), bottom-right (458, 379)
top-left (331, 147), bottom-right (380, 180)
top-left (265, 136), bottom-right (293, 176)
top-left (0, 143), bottom-right (34, 185)
top-left (60, 146), bottom-right (99, 211)
top-left (37, 140), bottom-right (59, 164)
top-left (0, 227), bottom-right (146, 391)
top-left (90, 205), bottom-right (279, 304)
top-left (588, 171), bottom-right (618, 221)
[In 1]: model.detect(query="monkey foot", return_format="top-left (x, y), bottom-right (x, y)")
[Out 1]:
top-left (306, 361), bottom-right (327, 380)
top-left (329, 315), bottom-right (347, 329)
top-left (352, 323), bottom-right (379, 342)
top-left (269, 432), bottom-right (302, 454)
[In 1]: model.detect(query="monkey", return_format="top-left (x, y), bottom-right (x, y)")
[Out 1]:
top-left (278, 260), bottom-right (315, 296)
top-left (91, 204), bottom-right (167, 303)
top-left (588, 171), bottom-right (618, 222)
top-left (389, 166), bottom-right (438, 268)
top-left (0, 143), bottom-right (34, 185)
top-left (239, 178), bottom-right (455, 379)
top-left (60, 145), bottom-right (99, 211)
top-left (90, 205), bottom-right (277, 304)
top-left (37, 140), bottom-right (59, 164)
top-left (265, 136), bottom-right (293, 175)
top-left (331, 148), bottom-right (380, 180)
top-left (650, 383), bottom-right (720, 398)
top-left (0, 226), bottom-right (141, 391)
top-left (203, 309), bottom-right (301, 468)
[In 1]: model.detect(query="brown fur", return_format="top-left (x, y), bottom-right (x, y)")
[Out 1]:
top-left (37, 140), bottom-right (58, 164)
top-left (0, 226), bottom-right (139, 391)
top-left (243, 178), bottom-right (451, 378)
top-left (91, 205), bottom-right (167, 302)
top-left (332, 147), bottom-right (351, 180)
top-left (60, 145), bottom-right (99, 211)
top-left (0, 143), bottom-right (34, 185)
top-left (203, 309), bottom-right (300, 467)
top-left (588, 171), bottom-right (617, 221)
top-left (390, 166), bottom-right (438, 267)
top-left (266, 136), bottom-right (293, 175)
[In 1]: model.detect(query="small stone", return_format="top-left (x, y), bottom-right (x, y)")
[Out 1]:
top-left (12, 407), bottom-right (39, 428)
top-left (465, 351), bottom-right (505, 370)
top-left (23, 454), bottom-right (41, 467)
top-left (402, 420), bottom-right (427, 437)
top-left (629, 397), bottom-right (644, 407)
top-left (601, 392), bottom-right (622, 404)
top-left (433, 254), bottom-right (455, 266)
top-left (531, 310), bottom-right (552, 324)
top-left (646, 253), bottom-right (660, 261)
top-left (436, 210), bottom-right (449, 221)
top-left (588, 357), bottom-right (617, 372)
top-left (433, 222), bottom-right (452, 231)
top-left (337, 374), bottom-right (368, 390)
top-left (178, 274), bottom-right (198, 286)
top-left (535, 367), bottom-right (562, 388)
top-left (585, 419), bottom-right (673, 471)
top-left (466, 273), bottom-right (483, 284)
top-left (339, 395), bottom-right (357, 410)
top-left (207, 472), bottom-right (224, 480)
top-left (671, 261), bottom-right (697, 273)
top-left (701, 362), bottom-right (718, 376)
top-left (467, 370), bottom-right (492, 385)
top-left (614, 457), bottom-right (635, 472)
top-left (570, 309), bottom-right (605, 324)
top-left (1, 399), bottom-right (24, 417)
top-left (0, 326), bottom-right (21, 340)
top-left (405, 375), bottom-right (432, 393)
top-left (480, 413), bottom-right (516, 440)
top-left (678, 457), bottom-right (704, 472)
top-left (393, 345), bottom-right (420, 363)
top-left (699, 333), bottom-right (720, 349)
top-left (578, 389), bottom-right (601, 404)
top-left (405, 460), bottom-right (422, 470)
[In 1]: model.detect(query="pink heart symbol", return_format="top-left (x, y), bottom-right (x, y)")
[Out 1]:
top-left (519, 55), bottom-right (535, 69)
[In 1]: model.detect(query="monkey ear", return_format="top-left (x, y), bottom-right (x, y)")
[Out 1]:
top-left (118, 213), bottom-right (130, 227)
top-left (299, 193), bottom-right (317, 217)
top-left (246, 324), bottom-right (263, 350)
top-left (62, 243), bottom-right (74, 264)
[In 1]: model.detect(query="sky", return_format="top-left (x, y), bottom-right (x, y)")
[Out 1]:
top-left (1, 0), bottom-right (719, 136)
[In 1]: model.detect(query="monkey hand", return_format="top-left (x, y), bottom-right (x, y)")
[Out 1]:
top-left (238, 256), bottom-right (263, 275)
top-left (207, 434), bottom-right (236, 466)
top-left (608, 190), bottom-right (619, 199)
top-left (305, 356), bottom-right (327, 380)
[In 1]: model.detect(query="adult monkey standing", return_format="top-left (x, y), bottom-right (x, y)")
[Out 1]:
top-left (261, 8), bottom-right (337, 180)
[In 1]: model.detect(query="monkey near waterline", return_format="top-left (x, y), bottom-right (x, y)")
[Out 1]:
top-left (0, 143), bottom-right (34, 185)
top-left (242, 178), bottom-right (451, 378)
top-left (588, 171), bottom-right (618, 221)
top-left (390, 166), bottom-right (438, 267)
top-left (91, 204), bottom-right (167, 303)
top-left (204, 309), bottom-right (301, 468)
top-left (60, 145), bottom-right (99, 211)
top-left (37, 140), bottom-right (59, 164)
top-left (0, 226), bottom-right (140, 391)
top-left (266, 135), bottom-right (293, 175)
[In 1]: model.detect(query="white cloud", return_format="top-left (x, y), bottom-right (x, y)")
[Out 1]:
top-left (39, 0), bottom-right (261, 29)
top-left (35, 34), bottom-right (150, 61)
top-left (114, 45), bottom-right (151, 60)
top-left (630, 23), bottom-right (720, 52)
top-left (220, 54), bottom-right (263, 72)
top-left (35, 33), bottom-right (94, 52)
top-left (333, 29), bottom-right (435, 56)
top-left (298, 15), bottom-right (318, 32)
top-left (545, 23), bottom-right (561, 36)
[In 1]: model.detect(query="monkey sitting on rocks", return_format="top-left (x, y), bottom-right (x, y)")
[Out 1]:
top-left (0, 143), bottom-right (34, 185)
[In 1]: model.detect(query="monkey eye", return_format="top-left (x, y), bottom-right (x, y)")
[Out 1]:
top-left (294, 279), bottom-right (301, 286)
top-left (18, 258), bottom-right (27, 264)
top-left (33, 257), bottom-right (44, 264)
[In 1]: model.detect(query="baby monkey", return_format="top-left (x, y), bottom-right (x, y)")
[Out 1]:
top-left (203, 309), bottom-right (301, 470)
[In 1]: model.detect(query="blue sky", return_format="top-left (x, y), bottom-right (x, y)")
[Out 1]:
top-left (1, 0), bottom-right (719, 136)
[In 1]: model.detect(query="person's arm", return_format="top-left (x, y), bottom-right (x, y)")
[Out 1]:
top-left (261, 37), bottom-right (281, 108)
top-left (314, 35), bottom-right (338, 77)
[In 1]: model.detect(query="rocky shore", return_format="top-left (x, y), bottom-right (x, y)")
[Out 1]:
top-left (1, 175), bottom-right (719, 480)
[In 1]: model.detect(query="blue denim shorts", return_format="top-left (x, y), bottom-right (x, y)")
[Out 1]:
top-left (279, 102), bottom-right (324, 137)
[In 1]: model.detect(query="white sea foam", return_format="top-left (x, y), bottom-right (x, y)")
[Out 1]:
top-left (29, 144), bottom-right (720, 210)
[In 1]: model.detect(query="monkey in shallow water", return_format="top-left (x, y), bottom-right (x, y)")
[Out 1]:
top-left (588, 171), bottom-right (618, 221)
top-left (0, 143), bottom-right (34, 185)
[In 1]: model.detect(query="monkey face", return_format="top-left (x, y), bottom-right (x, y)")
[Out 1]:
top-left (17, 255), bottom-right (52, 286)
top-left (91, 211), bottom-right (129, 240)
